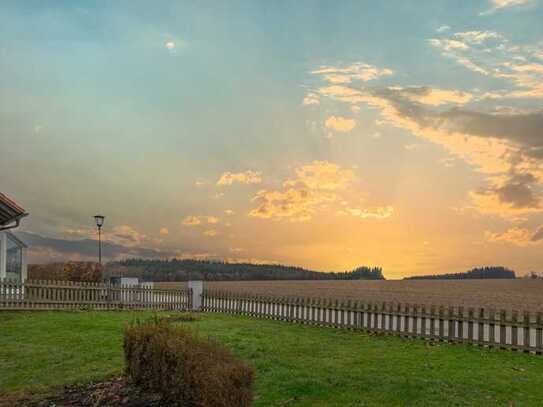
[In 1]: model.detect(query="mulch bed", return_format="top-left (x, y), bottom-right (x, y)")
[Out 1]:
top-left (3, 377), bottom-right (163, 407)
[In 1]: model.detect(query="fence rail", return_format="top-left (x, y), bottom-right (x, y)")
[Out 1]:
top-left (201, 289), bottom-right (543, 353)
top-left (0, 279), bottom-right (191, 311)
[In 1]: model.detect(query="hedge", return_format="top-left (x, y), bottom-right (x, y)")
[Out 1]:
top-left (124, 320), bottom-right (255, 407)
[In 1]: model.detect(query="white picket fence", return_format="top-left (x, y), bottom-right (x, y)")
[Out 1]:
top-left (201, 289), bottom-right (543, 353)
top-left (0, 279), bottom-right (191, 311)
top-left (2, 279), bottom-right (543, 354)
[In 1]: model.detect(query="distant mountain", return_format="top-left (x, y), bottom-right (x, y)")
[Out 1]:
top-left (404, 266), bottom-right (516, 280)
top-left (106, 258), bottom-right (385, 281)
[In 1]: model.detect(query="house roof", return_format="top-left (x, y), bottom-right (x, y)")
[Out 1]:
top-left (0, 192), bottom-right (28, 227)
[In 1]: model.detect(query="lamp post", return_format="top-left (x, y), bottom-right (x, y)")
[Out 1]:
top-left (94, 215), bottom-right (105, 265)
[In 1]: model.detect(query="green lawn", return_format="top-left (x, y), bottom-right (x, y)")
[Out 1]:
top-left (1, 312), bottom-right (543, 406)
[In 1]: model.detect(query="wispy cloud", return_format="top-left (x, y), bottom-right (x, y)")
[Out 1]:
top-left (248, 161), bottom-right (393, 223)
top-left (17, 231), bottom-right (176, 264)
top-left (65, 224), bottom-right (149, 248)
top-left (182, 216), bottom-right (201, 226)
top-left (249, 161), bottom-right (355, 222)
top-left (485, 225), bottom-right (543, 245)
top-left (337, 205), bottom-right (394, 219)
top-left (404, 143), bottom-right (423, 151)
top-left (454, 31), bottom-right (504, 44)
top-left (429, 31), bottom-right (543, 97)
top-left (480, 0), bottom-right (532, 15)
top-left (217, 170), bottom-right (262, 186)
top-left (389, 86), bottom-right (473, 106)
top-left (312, 62), bottom-right (393, 85)
top-left (325, 116), bottom-right (356, 133)
top-left (470, 173), bottom-right (543, 218)
top-left (207, 216), bottom-right (220, 224)
top-left (165, 41), bottom-right (176, 50)
top-left (428, 38), bottom-right (469, 52)
top-left (302, 93), bottom-right (320, 105)
top-left (182, 215), bottom-right (220, 226)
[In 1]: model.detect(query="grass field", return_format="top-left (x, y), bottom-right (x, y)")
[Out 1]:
top-left (2, 311), bottom-right (543, 406)
top-left (204, 279), bottom-right (543, 311)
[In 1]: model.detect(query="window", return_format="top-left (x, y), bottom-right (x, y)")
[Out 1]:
top-left (6, 234), bottom-right (23, 283)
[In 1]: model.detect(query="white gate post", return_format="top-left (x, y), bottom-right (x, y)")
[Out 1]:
top-left (188, 280), bottom-right (203, 311)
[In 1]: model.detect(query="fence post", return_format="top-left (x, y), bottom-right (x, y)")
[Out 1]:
top-left (188, 280), bottom-right (203, 311)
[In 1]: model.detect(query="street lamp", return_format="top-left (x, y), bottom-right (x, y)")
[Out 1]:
top-left (94, 215), bottom-right (105, 265)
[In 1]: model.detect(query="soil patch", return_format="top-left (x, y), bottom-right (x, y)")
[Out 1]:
top-left (1, 377), bottom-right (161, 407)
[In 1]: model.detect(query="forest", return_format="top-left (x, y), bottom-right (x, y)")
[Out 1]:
top-left (106, 259), bottom-right (385, 281)
top-left (404, 266), bottom-right (516, 280)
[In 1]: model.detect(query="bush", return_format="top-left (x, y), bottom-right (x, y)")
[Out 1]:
top-left (124, 320), bottom-right (255, 407)
top-left (28, 262), bottom-right (103, 282)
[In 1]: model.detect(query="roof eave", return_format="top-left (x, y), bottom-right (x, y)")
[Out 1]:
top-left (0, 213), bottom-right (28, 231)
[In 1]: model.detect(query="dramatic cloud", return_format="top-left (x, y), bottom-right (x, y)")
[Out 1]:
top-left (309, 63), bottom-right (543, 220)
top-left (325, 116), bottom-right (356, 132)
top-left (217, 170), bottom-right (262, 186)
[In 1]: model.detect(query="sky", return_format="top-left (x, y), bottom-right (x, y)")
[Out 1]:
top-left (1, 0), bottom-right (543, 278)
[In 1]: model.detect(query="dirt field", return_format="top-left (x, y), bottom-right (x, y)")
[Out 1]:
top-left (198, 279), bottom-right (543, 311)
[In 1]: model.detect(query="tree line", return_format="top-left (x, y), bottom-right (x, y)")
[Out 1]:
top-left (404, 266), bottom-right (516, 280)
top-left (106, 259), bottom-right (385, 281)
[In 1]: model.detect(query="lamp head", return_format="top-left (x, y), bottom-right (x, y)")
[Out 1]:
top-left (94, 215), bottom-right (105, 228)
